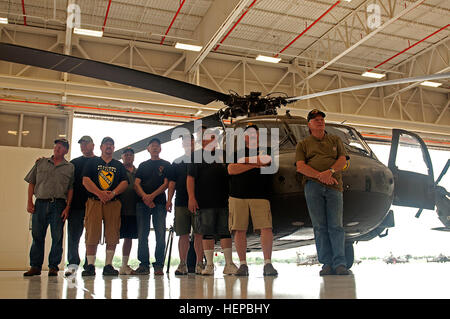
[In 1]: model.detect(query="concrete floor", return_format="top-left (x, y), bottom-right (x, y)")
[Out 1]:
top-left (1, 261), bottom-right (449, 299)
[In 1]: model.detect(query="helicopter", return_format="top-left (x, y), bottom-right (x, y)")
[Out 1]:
top-left (0, 42), bottom-right (449, 269)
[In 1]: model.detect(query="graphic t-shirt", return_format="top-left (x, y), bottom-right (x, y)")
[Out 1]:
top-left (82, 157), bottom-right (128, 198)
top-left (135, 158), bottom-right (171, 205)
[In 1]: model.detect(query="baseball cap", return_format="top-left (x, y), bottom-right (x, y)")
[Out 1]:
top-left (244, 123), bottom-right (259, 131)
top-left (54, 138), bottom-right (70, 149)
top-left (307, 109), bottom-right (326, 122)
top-left (78, 135), bottom-right (93, 143)
top-left (122, 147), bottom-right (134, 154)
top-left (101, 137), bottom-right (115, 145)
top-left (148, 138), bottom-right (161, 146)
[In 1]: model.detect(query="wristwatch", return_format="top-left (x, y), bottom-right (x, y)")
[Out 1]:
top-left (329, 168), bottom-right (336, 174)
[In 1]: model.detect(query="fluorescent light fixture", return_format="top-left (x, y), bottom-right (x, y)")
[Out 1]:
top-left (74, 28), bottom-right (103, 37)
top-left (0, 17), bottom-right (8, 24)
top-left (420, 81), bottom-right (442, 88)
top-left (256, 55), bottom-right (281, 63)
top-left (175, 43), bottom-right (203, 52)
top-left (362, 71), bottom-right (386, 79)
top-left (342, 0), bottom-right (352, 2)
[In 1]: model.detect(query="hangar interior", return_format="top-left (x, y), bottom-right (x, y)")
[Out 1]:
top-left (0, 0), bottom-right (449, 299)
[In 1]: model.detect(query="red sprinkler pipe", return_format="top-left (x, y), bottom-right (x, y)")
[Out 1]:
top-left (161, 0), bottom-right (186, 45)
top-left (275, 0), bottom-right (341, 57)
top-left (21, 0), bottom-right (27, 25)
top-left (213, 0), bottom-right (258, 51)
top-left (102, 0), bottom-right (113, 32)
top-left (369, 24), bottom-right (450, 71)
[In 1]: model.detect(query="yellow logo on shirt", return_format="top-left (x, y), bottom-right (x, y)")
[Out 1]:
top-left (342, 160), bottom-right (350, 171)
top-left (99, 169), bottom-right (115, 190)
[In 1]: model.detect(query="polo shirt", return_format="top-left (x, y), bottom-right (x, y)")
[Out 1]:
top-left (24, 156), bottom-right (74, 200)
top-left (295, 133), bottom-right (347, 192)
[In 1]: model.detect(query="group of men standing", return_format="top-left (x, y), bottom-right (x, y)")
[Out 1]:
top-left (23, 108), bottom-right (350, 279)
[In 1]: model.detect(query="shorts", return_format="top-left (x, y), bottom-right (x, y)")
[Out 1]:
top-left (174, 206), bottom-right (200, 236)
top-left (228, 197), bottom-right (272, 232)
top-left (195, 207), bottom-right (230, 236)
top-left (120, 215), bottom-right (138, 239)
top-left (84, 198), bottom-right (121, 245)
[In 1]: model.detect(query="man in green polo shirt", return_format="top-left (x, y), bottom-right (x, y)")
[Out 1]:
top-left (295, 109), bottom-right (349, 276)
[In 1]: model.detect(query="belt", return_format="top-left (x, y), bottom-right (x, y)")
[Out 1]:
top-left (38, 198), bottom-right (65, 202)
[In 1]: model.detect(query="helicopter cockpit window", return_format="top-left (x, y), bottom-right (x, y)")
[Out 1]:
top-left (396, 133), bottom-right (429, 175)
top-left (232, 122), bottom-right (294, 151)
top-left (326, 126), bottom-right (374, 158)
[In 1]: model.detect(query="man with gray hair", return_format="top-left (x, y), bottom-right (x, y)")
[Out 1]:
top-left (24, 138), bottom-right (74, 277)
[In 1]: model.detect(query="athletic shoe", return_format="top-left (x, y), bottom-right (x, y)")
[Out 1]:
top-left (131, 265), bottom-right (150, 275)
top-left (64, 264), bottom-right (78, 278)
top-left (201, 264), bottom-right (215, 276)
top-left (195, 263), bottom-right (205, 275)
top-left (319, 264), bottom-right (333, 276)
top-left (23, 267), bottom-right (41, 277)
top-left (119, 265), bottom-right (134, 275)
top-left (81, 264), bottom-right (96, 277)
top-left (334, 265), bottom-right (350, 275)
top-left (235, 264), bottom-right (249, 276)
top-left (102, 264), bottom-right (119, 276)
top-left (175, 262), bottom-right (188, 275)
top-left (223, 263), bottom-right (238, 275)
top-left (263, 263), bottom-right (278, 276)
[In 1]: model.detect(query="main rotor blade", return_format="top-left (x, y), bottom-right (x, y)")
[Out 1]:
top-left (0, 42), bottom-right (228, 105)
top-left (112, 113), bottom-right (221, 160)
top-left (286, 73), bottom-right (450, 103)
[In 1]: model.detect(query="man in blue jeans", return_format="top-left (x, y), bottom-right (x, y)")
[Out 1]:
top-left (295, 109), bottom-right (349, 276)
top-left (133, 138), bottom-right (170, 275)
top-left (24, 139), bottom-right (74, 277)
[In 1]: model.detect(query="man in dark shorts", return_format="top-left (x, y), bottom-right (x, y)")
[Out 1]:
top-left (24, 139), bottom-right (74, 277)
top-left (187, 129), bottom-right (238, 276)
top-left (81, 137), bottom-right (128, 277)
top-left (296, 109), bottom-right (349, 276)
top-left (64, 135), bottom-right (96, 278)
top-left (228, 124), bottom-right (278, 276)
top-left (167, 134), bottom-right (204, 275)
top-left (119, 147), bottom-right (139, 275)
top-left (134, 138), bottom-right (170, 276)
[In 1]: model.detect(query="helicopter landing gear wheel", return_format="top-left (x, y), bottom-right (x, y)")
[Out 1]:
top-left (345, 242), bottom-right (354, 269)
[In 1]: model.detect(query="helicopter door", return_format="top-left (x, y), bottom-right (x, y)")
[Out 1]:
top-left (388, 129), bottom-right (435, 210)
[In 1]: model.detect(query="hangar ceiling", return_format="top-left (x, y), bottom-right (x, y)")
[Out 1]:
top-left (0, 0), bottom-right (449, 144)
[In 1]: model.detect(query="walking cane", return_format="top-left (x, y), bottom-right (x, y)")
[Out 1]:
top-left (164, 225), bottom-right (175, 273)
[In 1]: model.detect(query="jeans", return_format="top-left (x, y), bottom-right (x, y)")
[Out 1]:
top-left (29, 199), bottom-right (66, 270)
top-left (304, 180), bottom-right (346, 269)
top-left (136, 202), bottom-right (167, 269)
top-left (66, 207), bottom-right (85, 266)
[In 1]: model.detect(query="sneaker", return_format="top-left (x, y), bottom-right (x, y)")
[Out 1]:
top-left (48, 267), bottom-right (58, 277)
top-left (154, 267), bottom-right (164, 276)
top-left (23, 267), bottom-right (41, 277)
top-left (81, 264), bottom-right (96, 277)
top-left (319, 264), bottom-right (333, 276)
top-left (102, 264), bottom-right (119, 276)
top-left (334, 265), bottom-right (350, 276)
top-left (201, 264), bottom-right (215, 276)
top-left (131, 265), bottom-right (150, 275)
top-left (235, 264), bottom-right (249, 276)
top-left (175, 262), bottom-right (188, 275)
top-left (263, 263), bottom-right (278, 276)
top-left (119, 265), bottom-right (134, 275)
top-left (195, 263), bottom-right (205, 275)
top-left (223, 263), bottom-right (238, 275)
top-left (64, 264), bottom-right (78, 278)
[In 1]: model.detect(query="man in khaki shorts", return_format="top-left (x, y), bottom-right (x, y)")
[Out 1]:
top-left (228, 124), bottom-right (278, 276)
top-left (81, 137), bottom-right (128, 276)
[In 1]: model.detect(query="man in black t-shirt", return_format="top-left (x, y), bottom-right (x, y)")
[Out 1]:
top-left (228, 125), bottom-right (278, 277)
top-left (133, 138), bottom-right (170, 276)
top-left (167, 134), bottom-right (204, 275)
top-left (64, 135), bottom-right (96, 278)
top-left (187, 130), bottom-right (238, 276)
top-left (81, 137), bottom-right (128, 277)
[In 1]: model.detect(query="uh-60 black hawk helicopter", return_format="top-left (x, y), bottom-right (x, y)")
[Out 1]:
top-left (1, 43), bottom-right (449, 269)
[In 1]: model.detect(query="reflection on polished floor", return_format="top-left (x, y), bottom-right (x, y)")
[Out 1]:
top-left (1, 262), bottom-right (450, 299)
